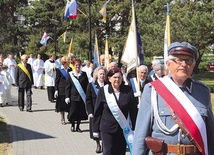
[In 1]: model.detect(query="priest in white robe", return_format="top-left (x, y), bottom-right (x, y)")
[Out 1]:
top-left (3, 54), bottom-right (17, 85)
top-left (33, 53), bottom-right (44, 89)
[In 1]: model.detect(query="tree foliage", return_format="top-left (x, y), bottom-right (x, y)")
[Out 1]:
top-left (0, 0), bottom-right (213, 67)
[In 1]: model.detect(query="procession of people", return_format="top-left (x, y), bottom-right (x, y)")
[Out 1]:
top-left (0, 41), bottom-right (213, 155)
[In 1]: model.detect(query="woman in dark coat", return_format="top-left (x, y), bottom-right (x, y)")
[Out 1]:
top-left (86, 66), bottom-right (107, 153)
top-left (93, 67), bottom-right (138, 155)
top-left (65, 58), bottom-right (89, 132)
top-left (54, 56), bottom-right (72, 125)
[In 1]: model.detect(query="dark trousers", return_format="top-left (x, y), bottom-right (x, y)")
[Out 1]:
top-left (47, 86), bottom-right (55, 101)
top-left (101, 128), bottom-right (126, 155)
top-left (18, 88), bottom-right (32, 110)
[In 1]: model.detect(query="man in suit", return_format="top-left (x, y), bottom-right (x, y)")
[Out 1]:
top-left (15, 54), bottom-right (34, 112)
top-left (133, 65), bottom-right (151, 108)
top-left (138, 65), bottom-right (151, 92)
top-left (99, 54), bottom-right (105, 66)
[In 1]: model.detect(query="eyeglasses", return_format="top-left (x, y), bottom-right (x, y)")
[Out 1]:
top-left (170, 58), bottom-right (195, 65)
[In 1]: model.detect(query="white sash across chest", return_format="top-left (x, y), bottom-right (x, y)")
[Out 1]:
top-left (103, 84), bottom-right (134, 154)
top-left (69, 72), bottom-right (86, 104)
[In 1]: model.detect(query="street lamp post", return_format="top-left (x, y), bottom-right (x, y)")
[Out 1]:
top-left (50, 18), bottom-right (59, 56)
top-left (88, 0), bottom-right (92, 62)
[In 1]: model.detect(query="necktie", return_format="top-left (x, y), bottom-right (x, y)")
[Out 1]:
top-left (141, 81), bottom-right (144, 87)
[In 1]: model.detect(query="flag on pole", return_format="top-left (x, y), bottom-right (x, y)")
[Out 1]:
top-left (93, 34), bottom-right (100, 67)
top-left (99, 0), bottom-right (110, 22)
top-left (64, 0), bottom-right (78, 19)
top-left (164, 22), bottom-right (168, 68)
top-left (164, 3), bottom-right (171, 69)
top-left (120, 3), bottom-right (139, 75)
top-left (104, 36), bottom-right (110, 69)
top-left (61, 31), bottom-right (67, 42)
top-left (135, 11), bottom-right (144, 64)
top-left (40, 32), bottom-right (50, 46)
top-left (68, 38), bottom-right (74, 54)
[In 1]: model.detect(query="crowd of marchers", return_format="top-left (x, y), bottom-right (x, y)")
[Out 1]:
top-left (1, 41), bottom-right (214, 155)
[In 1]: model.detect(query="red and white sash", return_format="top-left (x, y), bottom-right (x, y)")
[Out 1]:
top-left (151, 76), bottom-right (208, 155)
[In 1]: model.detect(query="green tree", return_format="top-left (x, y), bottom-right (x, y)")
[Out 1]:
top-left (0, 0), bottom-right (28, 59)
top-left (136, 0), bottom-right (214, 70)
top-left (1, 0), bottom-right (213, 69)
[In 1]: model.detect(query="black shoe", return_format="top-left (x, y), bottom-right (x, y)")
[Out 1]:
top-left (19, 108), bottom-right (24, 111)
top-left (95, 144), bottom-right (102, 153)
top-left (71, 127), bottom-right (75, 132)
top-left (50, 99), bottom-right (55, 103)
top-left (76, 128), bottom-right (82, 133)
top-left (61, 120), bottom-right (66, 125)
top-left (27, 110), bottom-right (33, 112)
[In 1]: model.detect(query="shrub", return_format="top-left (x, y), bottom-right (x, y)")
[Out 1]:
top-left (208, 85), bottom-right (214, 93)
top-left (198, 62), bottom-right (209, 72)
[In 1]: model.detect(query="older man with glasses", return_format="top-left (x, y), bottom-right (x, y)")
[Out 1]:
top-left (15, 54), bottom-right (34, 112)
top-left (133, 42), bottom-right (214, 155)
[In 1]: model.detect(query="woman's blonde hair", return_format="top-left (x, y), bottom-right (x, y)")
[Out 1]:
top-left (60, 56), bottom-right (69, 65)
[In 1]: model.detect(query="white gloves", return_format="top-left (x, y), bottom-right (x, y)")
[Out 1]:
top-left (88, 113), bottom-right (93, 118)
top-left (65, 98), bottom-right (70, 104)
top-left (54, 91), bottom-right (58, 98)
top-left (134, 91), bottom-right (142, 97)
top-left (16, 86), bottom-right (19, 90)
top-left (93, 132), bottom-right (100, 138)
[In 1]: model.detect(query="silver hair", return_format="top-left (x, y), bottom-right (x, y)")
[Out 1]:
top-left (152, 59), bottom-right (161, 65)
top-left (93, 66), bottom-right (108, 81)
top-left (153, 63), bottom-right (164, 71)
top-left (137, 65), bottom-right (148, 73)
top-left (167, 55), bottom-right (176, 60)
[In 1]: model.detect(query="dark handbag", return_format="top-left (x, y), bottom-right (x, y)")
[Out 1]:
top-left (145, 136), bottom-right (165, 155)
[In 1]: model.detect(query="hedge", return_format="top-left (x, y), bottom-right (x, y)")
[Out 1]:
top-left (207, 85), bottom-right (214, 93)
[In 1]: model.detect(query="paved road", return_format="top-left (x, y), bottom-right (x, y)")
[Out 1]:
top-left (0, 87), bottom-right (131, 155)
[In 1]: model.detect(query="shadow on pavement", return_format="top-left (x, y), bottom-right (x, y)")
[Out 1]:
top-left (32, 109), bottom-right (55, 112)
top-left (8, 124), bottom-right (55, 142)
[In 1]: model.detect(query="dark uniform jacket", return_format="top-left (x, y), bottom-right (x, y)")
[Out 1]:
top-left (133, 77), bottom-right (214, 155)
top-left (65, 71), bottom-right (89, 121)
top-left (139, 79), bottom-right (151, 92)
top-left (55, 67), bottom-right (72, 95)
top-left (15, 63), bottom-right (34, 88)
top-left (93, 84), bottom-right (138, 134)
top-left (65, 71), bottom-right (89, 101)
top-left (86, 80), bottom-right (104, 115)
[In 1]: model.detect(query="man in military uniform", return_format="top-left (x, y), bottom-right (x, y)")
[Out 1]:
top-left (133, 42), bottom-right (214, 155)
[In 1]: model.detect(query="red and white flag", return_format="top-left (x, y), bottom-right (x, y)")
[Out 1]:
top-left (40, 32), bottom-right (50, 46)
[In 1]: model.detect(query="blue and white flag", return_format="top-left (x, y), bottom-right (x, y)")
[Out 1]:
top-left (121, 2), bottom-right (144, 74)
top-left (64, 0), bottom-right (78, 19)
